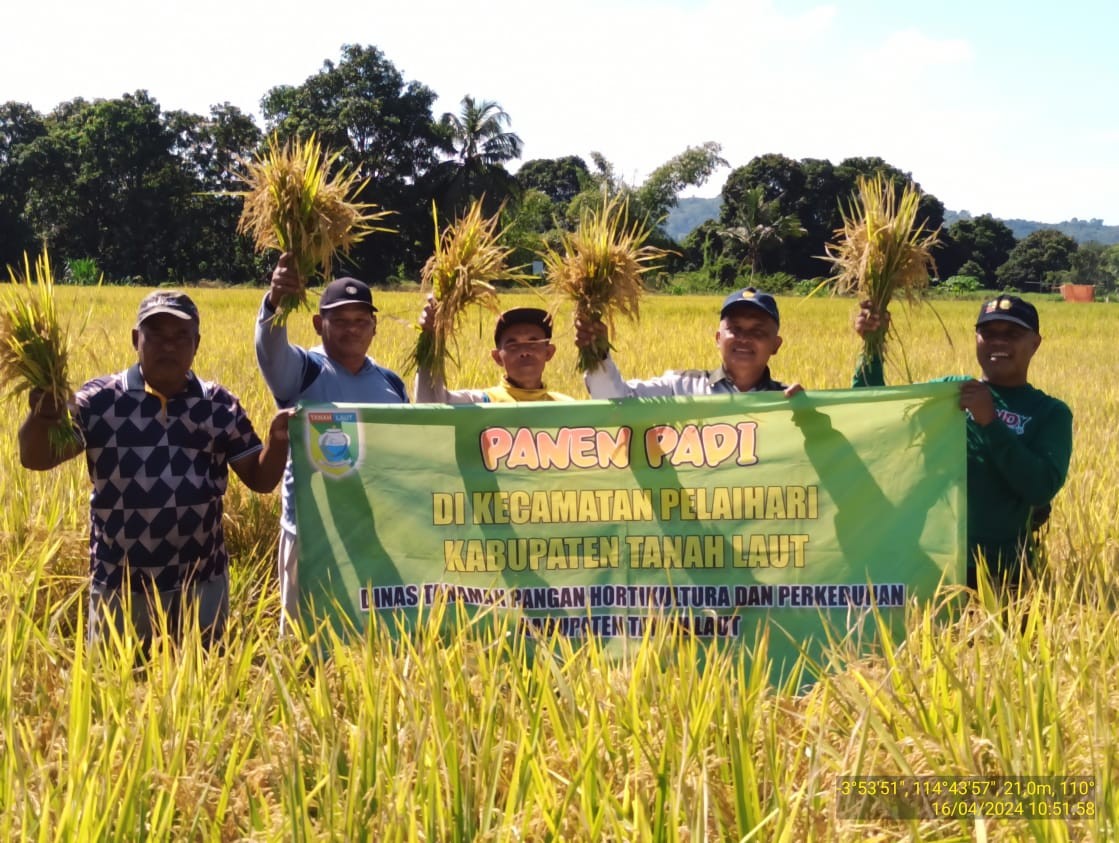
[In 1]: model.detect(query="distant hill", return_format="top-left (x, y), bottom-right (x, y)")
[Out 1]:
top-left (667, 202), bottom-right (1119, 246)
top-left (943, 211), bottom-right (1119, 245)
top-left (664, 197), bottom-right (721, 241)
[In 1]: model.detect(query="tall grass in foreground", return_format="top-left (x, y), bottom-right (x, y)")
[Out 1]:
top-left (1, 289), bottom-right (1116, 840)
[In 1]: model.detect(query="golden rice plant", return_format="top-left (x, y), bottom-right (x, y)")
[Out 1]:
top-left (235, 133), bottom-right (394, 324)
top-left (0, 249), bottom-right (81, 454)
top-left (542, 193), bottom-right (667, 372)
top-left (821, 173), bottom-right (940, 366)
top-left (408, 199), bottom-right (530, 384)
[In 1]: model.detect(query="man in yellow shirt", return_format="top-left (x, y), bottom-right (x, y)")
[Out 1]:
top-left (414, 299), bottom-right (573, 403)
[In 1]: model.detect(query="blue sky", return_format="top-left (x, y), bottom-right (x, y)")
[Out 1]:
top-left (4, 0), bottom-right (1117, 223)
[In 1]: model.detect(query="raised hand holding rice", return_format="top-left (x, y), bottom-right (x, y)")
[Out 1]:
top-left (408, 199), bottom-right (529, 386)
top-left (0, 249), bottom-right (82, 456)
top-left (821, 173), bottom-right (940, 376)
top-left (235, 133), bottom-right (393, 325)
top-left (542, 194), bottom-right (666, 373)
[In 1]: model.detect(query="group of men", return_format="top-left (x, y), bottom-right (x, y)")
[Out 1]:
top-left (17, 251), bottom-right (1072, 646)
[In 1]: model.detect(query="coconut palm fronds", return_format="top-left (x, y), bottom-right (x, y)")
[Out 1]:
top-left (0, 250), bottom-right (81, 454)
top-left (409, 199), bottom-right (531, 383)
top-left (822, 173), bottom-right (940, 363)
top-left (542, 194), bottom-right (667, 372)
top-left (235, 133), bottom-right (395, 324)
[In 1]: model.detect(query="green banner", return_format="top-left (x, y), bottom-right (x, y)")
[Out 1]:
top-left (292, 384), bottom-right (966, 675)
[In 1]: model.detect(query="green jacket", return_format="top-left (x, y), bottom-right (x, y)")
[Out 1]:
top-left (853, 354), bottom-right (1073, 580)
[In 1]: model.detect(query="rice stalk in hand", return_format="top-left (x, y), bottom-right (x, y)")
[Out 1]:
top-left (0, 249), bottom-right (81, 454)
top-left (235, 133), bottom-right (394, 325)
top-left (542, 193), bottom-right (667, 372)
top-left (409, 199), bottom-right (530, 384)
top-left (821, 173), bottom-right (940, 372)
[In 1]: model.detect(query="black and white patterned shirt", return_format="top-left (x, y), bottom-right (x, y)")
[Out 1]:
top-left (73, 365), bottom-right (263, 593)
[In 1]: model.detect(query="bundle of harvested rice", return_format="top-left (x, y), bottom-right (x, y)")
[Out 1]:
top-left (821, 173), bottom-right (940, 372)
top-left (235, 133), bottom-right (393, 324)
top-left (409, 200), bottom-right (530, 384)
top-left (542, 194), bottom-right (666, 372)
top-left (0, 250), bottom-right (81, 454)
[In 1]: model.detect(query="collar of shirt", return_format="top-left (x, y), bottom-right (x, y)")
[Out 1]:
top-left (124, 364), bottom-right (203, 398)
top-left (308, 345), bottom-right (377, 375)
top-left (708, 365), bottom-right (781, 392)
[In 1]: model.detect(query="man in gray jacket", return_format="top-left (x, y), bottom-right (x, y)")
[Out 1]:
top-left (574, 287), bottom-right (800, 398)
top-left (256, 253), bottom-right (408, 632)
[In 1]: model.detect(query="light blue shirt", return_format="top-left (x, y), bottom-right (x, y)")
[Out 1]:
top-left (255, 296), bottom-right (408, 533)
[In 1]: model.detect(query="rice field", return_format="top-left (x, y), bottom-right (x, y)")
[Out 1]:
top-left (1, 286), bottom-right (1115, 841)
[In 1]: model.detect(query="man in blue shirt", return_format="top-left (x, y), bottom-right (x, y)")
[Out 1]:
top-left (256, 253), bottom-right (408, 632)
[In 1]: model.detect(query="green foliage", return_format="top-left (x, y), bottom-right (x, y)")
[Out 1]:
top-left (0, 102), bottom-right (46, 270)
top-left (7, 96), bottom-right (264, 285)
top-left (1051, 240), bottom-right (1119, 293)
top-left (261, 44), bottom-right (443, 282)
top-left (996, 228), bottom-right (1079, 292)
top-left (430, 96), bottom-right (523, 218)
top-left (720, 185), bottom-right (805, 275)
top-left (500, 189), bottom-right (554, 269)
top-left (939, 274), bottom-right (982, 295)
top-left (63, 257), bottom-right (101, 286)
top-left (718, 154), bottom-right (944, 282)
top-left (516, 156), bottom-right (590, 205)
top-left (632, 141), bottom-right (727, 226)
top-left (943, 214), bottom-right (1017, 284)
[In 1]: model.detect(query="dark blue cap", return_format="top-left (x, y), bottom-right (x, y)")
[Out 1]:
top-left (720, 287), bottom-right (779, 327)
top-left (320, 277), bottom-right (377, 313)
top-left (136, 290), bottom-right (199, 327)
top-left (494, 307), bottom-right (553, 345)
top-left (976, 295), bottom-right (1038, 333)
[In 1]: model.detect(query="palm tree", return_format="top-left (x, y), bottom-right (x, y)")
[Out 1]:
top-left (433, 96), bottom-right (524, 216)
top-left (720, 186), bottom-right (805, 277)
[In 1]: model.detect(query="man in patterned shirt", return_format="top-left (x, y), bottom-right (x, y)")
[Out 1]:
top-left (19, 291), bottom-right (291, 648)
top-left (574, 287), bottom-right (801, 398)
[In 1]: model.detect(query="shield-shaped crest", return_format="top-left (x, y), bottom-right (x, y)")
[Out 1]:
top-left (306, 411), bottom-right (362, 479)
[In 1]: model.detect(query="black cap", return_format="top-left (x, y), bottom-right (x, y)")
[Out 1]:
top-left (136, 290), bottom-right (199, 327)
top-left (494, 307), bottom-right (553, 346)
top-left (320, 277), bottom-right (376, 313)
top-left (720, 287), bottom-right (779, 327)
top-left (976, 295), bottom-right (1039, 333)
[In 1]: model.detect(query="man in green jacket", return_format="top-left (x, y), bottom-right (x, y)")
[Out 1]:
top-left (854, 295), bottom-right (1072, 589)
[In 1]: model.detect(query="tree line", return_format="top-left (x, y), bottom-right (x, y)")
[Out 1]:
top-left (3, 43), bottom-right (1117, 294)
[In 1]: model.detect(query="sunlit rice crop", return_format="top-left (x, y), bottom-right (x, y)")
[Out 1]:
top-left (409, 199), bottom-right (530, 384)
top-left (235, 133), bottom-right (394, 324)
top-left (0, 249), bottom-right (81, 455)
top-left (542, 194), bottom-right (667, 372)
top-left (821, 173), bottom-right (940, 370)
